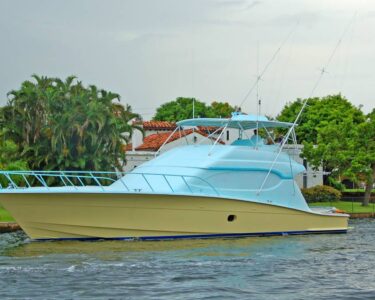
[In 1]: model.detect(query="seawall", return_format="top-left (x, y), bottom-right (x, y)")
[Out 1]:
top-left (0, 222), bottom-right (21, 233)
top-left (349, 212), bottom-right (375, 218)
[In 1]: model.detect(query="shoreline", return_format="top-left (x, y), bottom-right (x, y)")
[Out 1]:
top-left (349, 212), bottom-right (375, 218)
top-left (0, 222), bottom-right (21, 233)
top-left (1, 212), bottom-right (374, 234)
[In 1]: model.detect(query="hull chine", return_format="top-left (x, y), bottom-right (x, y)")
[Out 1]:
top-left (34, 229), bottom-right (348, 242)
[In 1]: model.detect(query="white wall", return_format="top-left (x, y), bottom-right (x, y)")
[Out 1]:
top-left (283, 145), bottom-right (323, 188)
top-left (131, 129), bottom-right (144, 150)
top-left (124, 151), bottom-right (154, 172)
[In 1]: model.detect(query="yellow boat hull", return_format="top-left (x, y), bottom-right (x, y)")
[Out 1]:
top-left (0, 193), bottom-right (348, 240)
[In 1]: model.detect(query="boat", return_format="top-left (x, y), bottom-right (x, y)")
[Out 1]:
top-left (0, 112), bottom-right (348, 240)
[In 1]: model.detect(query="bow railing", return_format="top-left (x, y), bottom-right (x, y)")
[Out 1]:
top-left (0, 170), bottom-right (220, 196)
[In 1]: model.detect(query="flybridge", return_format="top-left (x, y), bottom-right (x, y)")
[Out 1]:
top-left (177, 113), bottom-right (295, 130)
top-left (153, 112), bottom-right (300, 160)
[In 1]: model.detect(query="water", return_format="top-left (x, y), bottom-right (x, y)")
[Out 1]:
top-left (0, 219), bottom-right (375, 299)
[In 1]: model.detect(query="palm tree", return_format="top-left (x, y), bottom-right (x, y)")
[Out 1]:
top-left (2, 75), bottom-right (140, 172)
top-left (112, 103), bottom-right (143, 143)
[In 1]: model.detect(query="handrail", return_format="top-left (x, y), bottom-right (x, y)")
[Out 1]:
top-left (0, 170), bottom-right (220, 197)
top-left (163, 175), bottom-right (174, 193)
top-left (181, 176), bottom-right (193, 194)
top-left (154, 126), bottom-right (180, 157)
top-left (141, 174), bottom-right (154, 192)
top-left (89, 172), bottom-right (104, 191)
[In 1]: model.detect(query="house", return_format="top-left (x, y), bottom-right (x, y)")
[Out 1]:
top-left (282, 144), bottom-right (323, 189)
top-left (124, 122), bottom-right (223, 171)
top-left (129, 121), bottom-right (176, 151)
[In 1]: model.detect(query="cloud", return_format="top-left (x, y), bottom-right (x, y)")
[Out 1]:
top-left (0, 0), bottom-right (374, 116)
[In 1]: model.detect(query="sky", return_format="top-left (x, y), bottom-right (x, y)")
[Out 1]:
top-left (0, 0), bottom-right (374, 119)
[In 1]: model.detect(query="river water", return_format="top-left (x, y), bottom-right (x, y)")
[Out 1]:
top-left (0, 219), bottom-right (374, 299)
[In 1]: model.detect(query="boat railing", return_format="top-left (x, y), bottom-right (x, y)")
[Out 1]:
top-left (0, 170), bottom-right (220, 196)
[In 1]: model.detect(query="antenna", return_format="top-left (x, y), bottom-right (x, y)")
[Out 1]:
top-left (286, 12), bottom-right (357, 137)
top-left (256, 41), bottom-right (261, 118)
top-left (238, 21), bottom-right (299, 110)
top-left (193, 98), bottom-right (195, 119)
top-left (256, 41), bottom-right (260, 146)
top-left (191, 32), bottom-right (195, 120)
top-left (257, 12), bottom-right (358, 195)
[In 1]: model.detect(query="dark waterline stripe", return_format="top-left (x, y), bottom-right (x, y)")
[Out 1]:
top-left (35, 229), bottom-right (347, 242)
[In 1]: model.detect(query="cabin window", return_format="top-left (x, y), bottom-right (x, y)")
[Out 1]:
top-left (226, 130), bottom-right (230, 141)
top-left (193, 136), bottom-right (197, 143)
top-left (227, 215), bottom-right (236, 222)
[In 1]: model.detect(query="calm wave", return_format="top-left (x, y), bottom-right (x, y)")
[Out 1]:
top-left (1, 219), bottom-right (375, 299)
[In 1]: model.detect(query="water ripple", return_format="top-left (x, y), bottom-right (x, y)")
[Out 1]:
top-left (0, 219), bottom-right (375, 299)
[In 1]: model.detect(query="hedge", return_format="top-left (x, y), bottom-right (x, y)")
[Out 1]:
top-left (301, 185), bottom-right (342, 203)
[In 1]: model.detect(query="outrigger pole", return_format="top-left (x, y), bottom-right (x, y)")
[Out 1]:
top-left (257, 13), bottom-right (358, 195)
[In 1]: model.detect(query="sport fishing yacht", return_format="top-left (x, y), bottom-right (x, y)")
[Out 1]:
top-left (0, 113), bottom-right (348, 240)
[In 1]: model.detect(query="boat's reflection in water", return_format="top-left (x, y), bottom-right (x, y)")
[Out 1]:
top-left (6, 232), bottom-right (294, 258)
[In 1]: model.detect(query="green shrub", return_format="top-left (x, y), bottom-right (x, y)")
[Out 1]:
top-left (0, 139), bottom-right (29, 188)
top-left (301, 185), bottom-right (342, 203)
top-left (327, 177), bottom-right (345, 191)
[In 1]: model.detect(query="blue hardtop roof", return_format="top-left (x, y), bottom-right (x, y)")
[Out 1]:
top-left (177, 113), bottom-right (294, 130)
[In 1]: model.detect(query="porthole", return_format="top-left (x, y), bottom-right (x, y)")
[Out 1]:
top-left (227, 215), bottom-right (236, 222)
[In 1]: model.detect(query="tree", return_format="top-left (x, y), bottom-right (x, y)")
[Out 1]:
top-left (353, 113), bottom-right (375, 205)
top-left (368, 108), bottom-right (375, 120)
top-left (112, 103), bottom-right (144, 145)
top-left (277, 94), bottom-right (365, 143)
top-left (0, 139), bottom-right (28, 171)
top-left (1, 75), bottom-right (140, 171)
top-left (153, 97), bottom-right (211, 121)
top-left (209, 101), bottom-right (235, 118)
top-left (278, 94), bottom-right (375, 205)
top-left (303, 115), bottom-right (375, 206)
top-left (0, 134), bottom-right (29, 187)
top-left (153, 97), bottom-right (235, 121)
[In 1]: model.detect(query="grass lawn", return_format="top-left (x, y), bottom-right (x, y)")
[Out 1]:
top-left (0, 205), bottom-right (15, 222)
top-left (309, 201), bottom-right (375, 213)
top-left (343, 189), bottom-right (375, 193)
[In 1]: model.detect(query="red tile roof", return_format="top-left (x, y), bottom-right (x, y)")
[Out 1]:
top-left (197, 126), bottom-right (222, 133)
top-left (143, 121), bottom-right (177, 131)
top-left (124, 143), bottom-right (133, 151)
top-left (134, 129), bottom-right (224, 152)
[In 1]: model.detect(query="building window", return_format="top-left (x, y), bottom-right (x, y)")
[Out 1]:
top-left (303, 159), bottom-right (307, 188)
